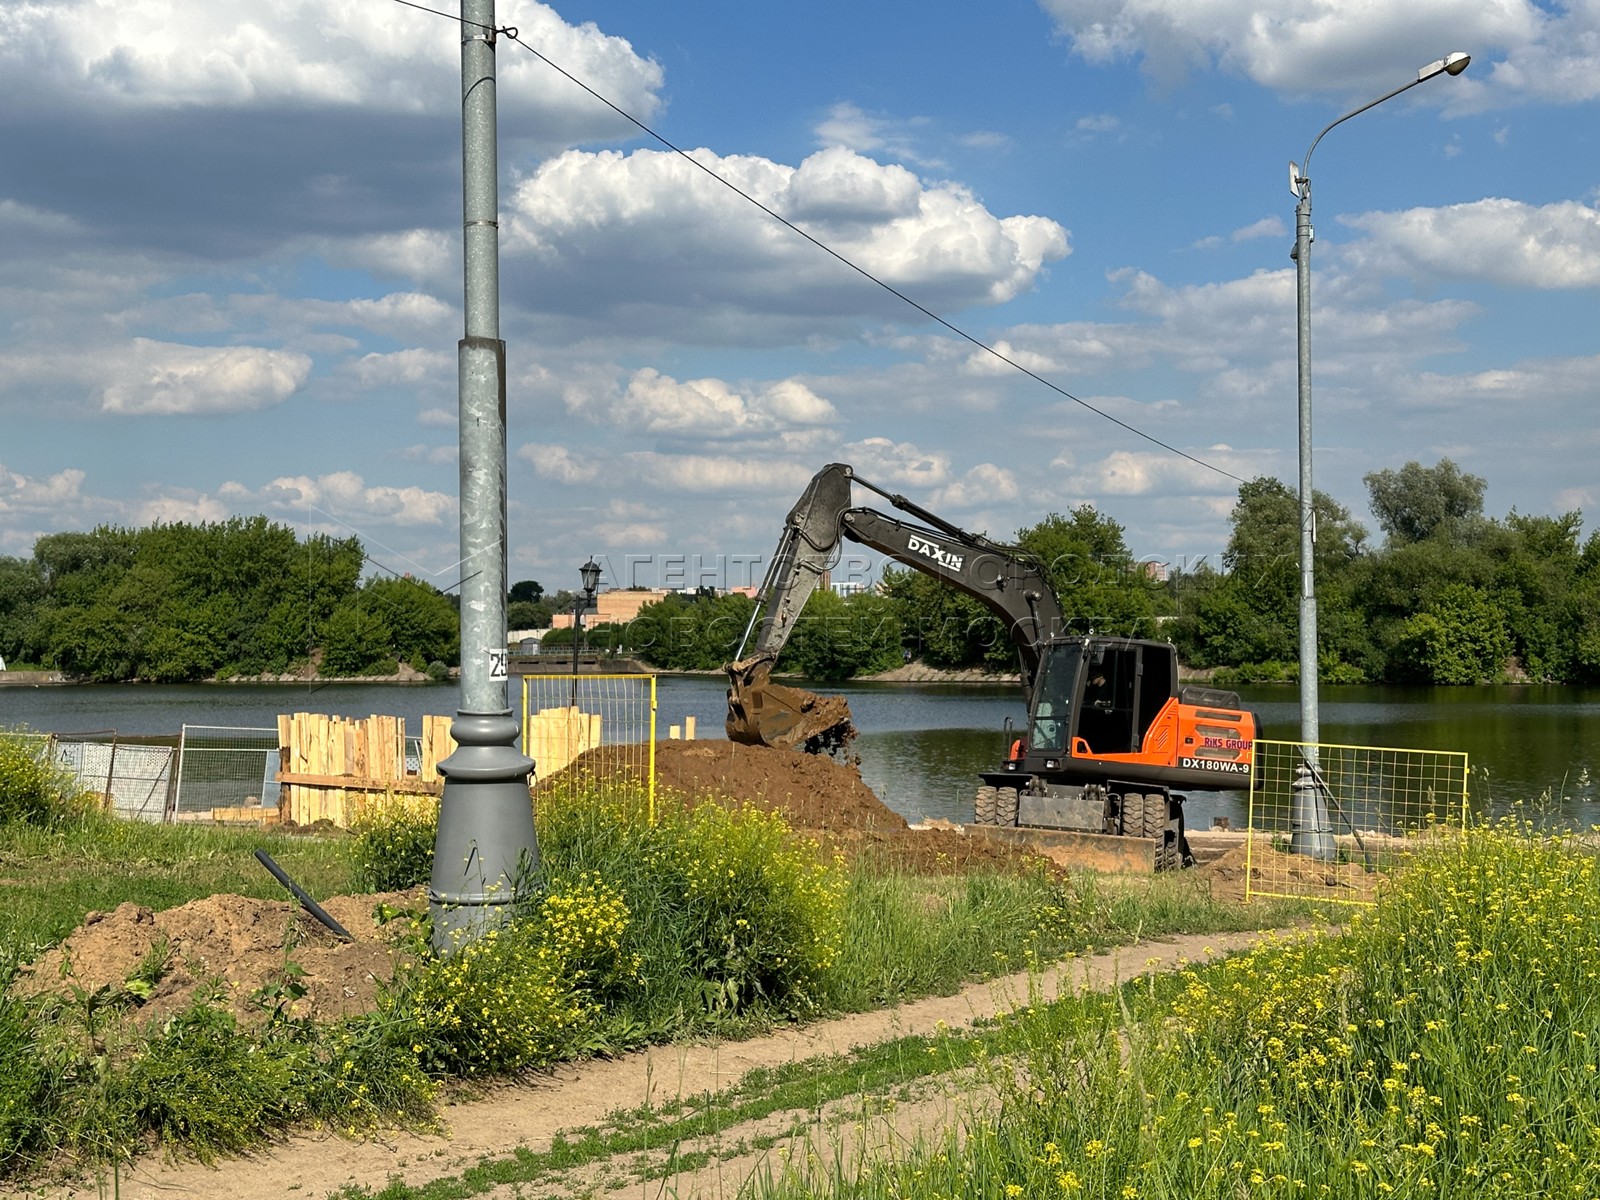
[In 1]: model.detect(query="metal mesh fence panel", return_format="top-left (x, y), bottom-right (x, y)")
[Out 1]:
top-left (45, 733), bottom-right (175, 823)
top-left (173, 725), bottom-right (281, 818)
top-left (1245, 739), bottom-right (1470, 906)
top-left (521, 673), bottom-right (657, 820)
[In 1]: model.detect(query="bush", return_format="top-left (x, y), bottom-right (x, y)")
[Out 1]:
top-left (395, 875), bottom-right (636, 1076)
top-left (537, 782), bottom-right (847, 1024)
top-left (350, 801), bottom-right (437, 891)
top-left (0, 729), bottom-right (88, 825)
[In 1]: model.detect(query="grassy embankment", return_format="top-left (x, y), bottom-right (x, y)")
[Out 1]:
top-left (746, 819), bottom-right (1600, 1200)
top-left (0, 727), bottom-right (1302, 1184)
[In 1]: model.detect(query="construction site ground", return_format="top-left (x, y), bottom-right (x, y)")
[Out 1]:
top-left (22, 739), bottom-right (1301, 1199)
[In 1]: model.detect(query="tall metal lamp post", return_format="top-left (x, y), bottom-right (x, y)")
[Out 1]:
top-left (429, 0), bottom-right (539, 952)
top-left (1288, 51), bottom-right (1470, 858)
top-left (571, 557), bottom-right (601, 690)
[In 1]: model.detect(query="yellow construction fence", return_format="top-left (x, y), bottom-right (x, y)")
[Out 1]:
top-left (1244, 739), bottom-right (1470, 906)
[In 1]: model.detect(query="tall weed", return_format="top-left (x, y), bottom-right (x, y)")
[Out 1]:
top-left (395, 875), bottom-right (635, 1076)
top-left (536, 783), bottom-right (846, 1029)
top-left (350, 800), bottom-right (437, 891)
top-left (0, 729), bottom-right (90, 826)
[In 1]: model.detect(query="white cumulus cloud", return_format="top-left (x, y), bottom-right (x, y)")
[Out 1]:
top-left (839, 437), bottom-right (951, 489)
top-left (1343, 198), bottom-right (1600, 288)
top-left (135, 491), bottom-right (230, 526)
top-left (567, 369), bottom-right (838, 439)
top-left (625, 453), bottom-right (816, 495)
top-left (1063, 447), bottom-right (1259, 497)
top-left (932, 463), bottom-right (1020, 509)
top-left (1037, 0), bottom-right (1568, 107)
top-left (0, 464), bottom-right (88, 512)
top-left (0, 0), bottom-right (663, 127)
top-left (502, 146), bottom-right (1069, 328)
top-left (347, 347), bottom-right (453, 387)
top-left (228, 470), bottom-right (454, 526)
top-left (519, 442), bottom-right (601, 485)
top-left (100, 339), bottom-right (311, 414)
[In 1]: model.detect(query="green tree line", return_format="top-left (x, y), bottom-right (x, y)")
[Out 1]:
top-left (1169, 459), bottom-right (1600, 684)
top-left (0, 519), bottom-right (459, 682)
top-left (10, 463), bottom-right (1574, 687)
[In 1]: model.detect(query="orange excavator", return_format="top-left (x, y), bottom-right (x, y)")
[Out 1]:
top-left (726, 463), bottom-right (1258, 869)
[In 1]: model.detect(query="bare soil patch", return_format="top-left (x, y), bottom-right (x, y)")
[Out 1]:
top-left (18, 889), bottom-right (423, 1027)
top-left (1188, 838), bottom-right (1385, 904)
top-left (599, 738), bottom-right (1060, 877)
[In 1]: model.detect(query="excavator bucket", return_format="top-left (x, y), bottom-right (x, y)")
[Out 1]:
top-left (725, 655), bottom-right (855, 751)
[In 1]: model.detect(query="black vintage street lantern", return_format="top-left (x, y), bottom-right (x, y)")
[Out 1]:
top-left (571, 557), bottom-right (601, 689)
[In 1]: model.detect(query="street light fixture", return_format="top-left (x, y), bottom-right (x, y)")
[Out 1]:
top-left (1288, 51), bottom-right (1470, 859)
top-left (571, 557), bottom-right (601, 694)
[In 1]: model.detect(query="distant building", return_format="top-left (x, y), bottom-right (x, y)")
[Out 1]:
top-left (549, 588), bottom-right (672, 629)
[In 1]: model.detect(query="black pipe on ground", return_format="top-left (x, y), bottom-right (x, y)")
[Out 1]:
top-left (253, 849), bottom-right (355, 942)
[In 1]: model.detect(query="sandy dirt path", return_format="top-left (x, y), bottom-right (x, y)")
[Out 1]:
top-left (31, 927), bottom-right (1287, 1200)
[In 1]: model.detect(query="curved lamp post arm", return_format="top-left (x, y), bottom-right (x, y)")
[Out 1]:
top-left (1294, 53), bottom-right (1470, 200)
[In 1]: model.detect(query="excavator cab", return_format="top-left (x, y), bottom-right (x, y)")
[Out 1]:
top-left (996, 635), bottom-right (1255, 803)
top-left (1024, 639), bottom-right (1177, 764)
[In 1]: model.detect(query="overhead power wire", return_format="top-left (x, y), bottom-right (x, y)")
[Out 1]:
top-left (388, 0), bottom-right (1245, 486)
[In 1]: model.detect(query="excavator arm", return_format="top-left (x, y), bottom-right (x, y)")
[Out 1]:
top-left (727, 463), bottom-right (1067, 748)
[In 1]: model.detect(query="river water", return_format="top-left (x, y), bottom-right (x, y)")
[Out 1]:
top-left (4, 677), bottom-right (1596, 828)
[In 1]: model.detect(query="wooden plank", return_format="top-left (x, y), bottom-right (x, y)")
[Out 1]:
top-left (384, 715), bottom-right (400, 779)
top-left (274, 771), bottom-right (443, 796)
top-left (309, 713), bottom-right (326, 775)
top-left (210, 805), bottom-right (282, 826)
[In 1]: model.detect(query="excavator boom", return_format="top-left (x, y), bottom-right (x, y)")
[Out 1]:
top-left (727, 463), bottom-right (1065, 748)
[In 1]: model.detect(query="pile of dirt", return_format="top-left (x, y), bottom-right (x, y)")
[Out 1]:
top-left (567, 739), bottom-right (1058, 878)
top-left (649, 740), bottom-right (908, 833)
top-left (19, 888), bottom-right (424, 1028)
top-left (1191, 840), bottom-right (1385, 904)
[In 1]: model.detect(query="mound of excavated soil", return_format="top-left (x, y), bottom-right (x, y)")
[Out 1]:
top-left (564, 739), bottom-right (1056, 878)
top-left (651, 740), bottom-right (908, 832)
top-left (19, 889), bottom-right (424, 1028)
top-left (1189, 840), bottom-right (1384, 904)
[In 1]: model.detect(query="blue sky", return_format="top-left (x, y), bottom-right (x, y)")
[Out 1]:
top-left (1, 0), bottom-right (1597, 595)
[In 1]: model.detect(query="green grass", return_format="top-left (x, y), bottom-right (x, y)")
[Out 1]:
top-left (818, 864), bottom-right (1308, 1015)
top-left (0, 815), bottom-right (358, 960)
top-left (750, 822), bottom-right (1600, 1200)
top-left (0, 771), bottom-right (1307, 1187)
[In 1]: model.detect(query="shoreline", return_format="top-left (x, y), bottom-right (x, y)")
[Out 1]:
top-left (0, 662), bottom-right (1248, 690)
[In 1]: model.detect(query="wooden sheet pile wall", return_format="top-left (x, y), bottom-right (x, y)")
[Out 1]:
top-left (276, 712), bottom-right (456, 827)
